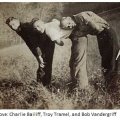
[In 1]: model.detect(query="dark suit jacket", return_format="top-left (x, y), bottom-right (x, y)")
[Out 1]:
top-left (17, 22), bottom-right (47, 58)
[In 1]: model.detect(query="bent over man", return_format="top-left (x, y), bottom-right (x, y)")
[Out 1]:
top-left (32, 18), bottom-right (73, 46)
top-left (60, 11), bottom-right (120, 90)
top-left (6, 17), bottom-right (55, 86)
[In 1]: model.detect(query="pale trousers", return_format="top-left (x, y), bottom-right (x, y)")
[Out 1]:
top-left (69, 36), bottom-right (88, 89)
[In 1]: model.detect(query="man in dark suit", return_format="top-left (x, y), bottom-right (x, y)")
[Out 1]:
top-left (6, 17), bottom-right (55, 87)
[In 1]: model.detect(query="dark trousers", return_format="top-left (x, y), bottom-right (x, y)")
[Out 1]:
top-left (97, 28), bottom-right (119, 85)
top-left (37, 41), bottom-right (55, 86)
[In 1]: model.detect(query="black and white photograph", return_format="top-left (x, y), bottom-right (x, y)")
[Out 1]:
top-left (0, 2), bottom-right (120, 109)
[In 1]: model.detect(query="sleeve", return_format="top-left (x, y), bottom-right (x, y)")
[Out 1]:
top-left (46, 20), bottom-right (68, 42)
top-left (80, 11), bottom-right (109, 33)
top-left (86, 11), bottom-right (109, 25)
top-left (46, 23), bottom-right (61, 42)
top-left (82, 11), bottom-right (109, 27)
top-left (17, 23), bottom-right (43, 58)
top-left (36, 47), bottom-right (42, 56)
top-left (51, 19), bottom-right (60, 24)
top-left (25, 42), bottom-right (42, 57)
top-left (48, 29), bottom-right (61, 41)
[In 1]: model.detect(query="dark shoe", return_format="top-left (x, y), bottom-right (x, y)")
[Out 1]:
top-left (37, 67), bottom-right (45, 83)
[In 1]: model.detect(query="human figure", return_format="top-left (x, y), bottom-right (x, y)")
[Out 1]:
top-left (60, 11), bottom-right (120, 90)
top-left (6, 17), bottom-right (55, 86)
top-left (32, 18), bottom-right (73, 46)
top-left (32, 18), bottom-right (75, 91)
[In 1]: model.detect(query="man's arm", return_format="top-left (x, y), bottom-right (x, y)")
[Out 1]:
top-left (25, 42), bottom-right (45, 68)
top-left (16, 23), bottom-right (45, 68)
top-left (81, 11), bottom-right (110, 33)
top-left (46, 19), bottom-right (66, 46)
top-left (35, 47), bottom-right (45, 68)
top-left (116, 49), bottom-right (120, 60)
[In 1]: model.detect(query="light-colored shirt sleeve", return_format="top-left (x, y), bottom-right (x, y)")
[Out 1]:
top-left (45, 19), bottom-right (61, 41)
top-left (45, 19), bottom-right (73, 42)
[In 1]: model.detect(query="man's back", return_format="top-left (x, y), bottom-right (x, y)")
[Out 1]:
top-left (72, 11), bottom-right (110, 37)
top-left (45, 19), bottom-right (73, 41)
top-left (16, 22), bottom-right (50, 57)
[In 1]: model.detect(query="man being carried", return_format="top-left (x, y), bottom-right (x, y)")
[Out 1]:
top-left (32, 18), bottom-right (74, 46)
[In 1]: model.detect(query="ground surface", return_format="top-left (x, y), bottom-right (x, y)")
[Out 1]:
top-left (0, 37), bottom-right (120, 109)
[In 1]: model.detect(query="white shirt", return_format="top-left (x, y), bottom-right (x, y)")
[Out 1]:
top-left (45, 19), bottom-right (73, 42)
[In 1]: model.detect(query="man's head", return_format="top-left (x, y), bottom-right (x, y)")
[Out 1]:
top-left (60, 17), bottom-right (76, 30)
top-left (6, 17), bottom-right (20, 31)
top-left (32, 19), bottom-right (45, 33)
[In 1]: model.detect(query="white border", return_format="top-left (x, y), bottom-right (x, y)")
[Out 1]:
top-left (0, 110), bottom-right (119, 120)
top-left (0, 0), bottom-right (120, 2)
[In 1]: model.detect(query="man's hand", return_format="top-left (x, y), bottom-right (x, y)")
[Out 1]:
top-left (116, 49), bottom-right (120, 60)
top-left (38, 56), bottom-right (45, 68)
top-left (54, 40), bottom-right (64, 46)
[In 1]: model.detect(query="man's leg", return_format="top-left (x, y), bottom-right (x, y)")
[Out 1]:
top-left (37, 66), bottom-right (45, 83)
top-left (69, 36), bottom-right (88, 90)
top-left (97, 28), bottom-right (119, 86)
top-left (42, 41), bottom-right (55, 86)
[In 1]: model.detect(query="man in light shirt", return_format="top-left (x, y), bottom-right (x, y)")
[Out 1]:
top-left (33, 19), bottom-right (73, 46)
top-left (60, 11), bottom-right (120, 90)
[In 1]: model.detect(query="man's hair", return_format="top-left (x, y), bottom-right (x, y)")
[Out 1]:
top-left (6, 17), bottom-right (17, 25)
top-left (31, 18), bottom-right (39, 24)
